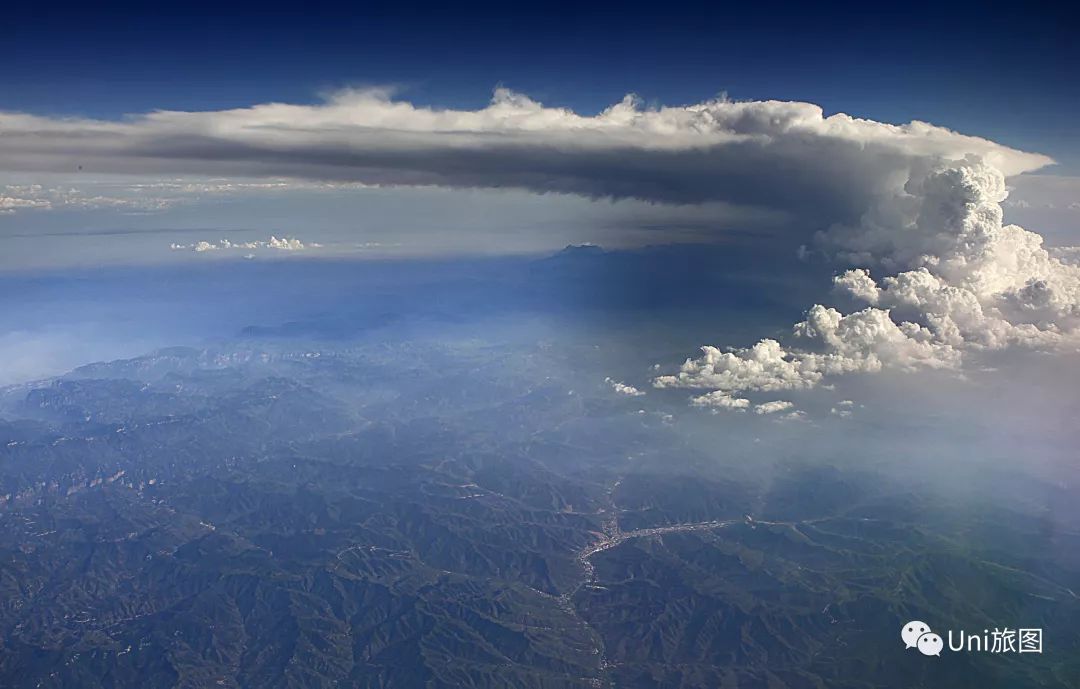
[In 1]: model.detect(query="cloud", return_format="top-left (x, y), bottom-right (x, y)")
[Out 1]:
top-left (1, 89), bottom-right (1072, 408)
top-left (0, 89), bottom-right (1050, 229)
top-left (605, 377), bottom-right (645, 396)
top-left (690, 391), bottom-right (751, 410)
top-left (657, 311), bottom-right (960, 396)
top-left (0, 183), bottom-right (177, 213)
top-left (754, 400), bottom-right (794, 415)
top-left (657, 159), bottom-right (1080, 410)
top-left (0, 196), bottom-right (52, 213)
top-left (690, 393), bottom-right (801, 416)
top-left (266, 235), bottom-right (311, 251)
top-left (170, 235), bottom-right (321, 253)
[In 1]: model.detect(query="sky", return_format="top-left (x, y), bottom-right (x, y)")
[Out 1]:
top-left (4, 1), bottom-right (1078, 168)
top-left (2, 0), bottom-right (1080, 420)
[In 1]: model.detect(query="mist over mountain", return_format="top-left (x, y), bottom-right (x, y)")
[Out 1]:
top-left (1, 247), bottom-right (1078, 688)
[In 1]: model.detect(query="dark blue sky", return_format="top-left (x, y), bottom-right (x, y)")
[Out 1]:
top-left (6, 1), bottom-right (1079, 170)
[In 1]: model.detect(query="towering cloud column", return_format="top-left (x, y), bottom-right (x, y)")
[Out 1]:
top-left (656, 158), bottom-right (1080, 407)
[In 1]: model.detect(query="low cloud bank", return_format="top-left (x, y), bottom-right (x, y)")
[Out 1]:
top-left (170, 236), bottom-right (320, 254)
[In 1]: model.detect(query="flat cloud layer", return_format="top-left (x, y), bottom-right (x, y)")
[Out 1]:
top-left (2, 89), bottom-right (1074, 408)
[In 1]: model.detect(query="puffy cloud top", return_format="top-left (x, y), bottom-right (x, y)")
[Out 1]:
top-left (657, 159), bottom-right (1080, 406)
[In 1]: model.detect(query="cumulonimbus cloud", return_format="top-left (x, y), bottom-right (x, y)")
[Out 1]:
top-left (655, 160), bottom-right (1080, 405)
top-left (1, 89), bottom-right (1073, 406)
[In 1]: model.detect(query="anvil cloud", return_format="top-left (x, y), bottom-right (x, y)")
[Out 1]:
top-left (0, 88), bottom-right (1050, 219)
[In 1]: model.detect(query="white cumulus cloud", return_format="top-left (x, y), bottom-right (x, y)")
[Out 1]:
top-left (170, 235), bottom-right (321, 254)
top-left (605, 377), bottom-right (645, 397)
top-left (754, 400), bottom-right (795, 415)
top-left (690, 391), bottom-right (751, 410)
top-left (656, 159), bottom-right (1080, 410)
